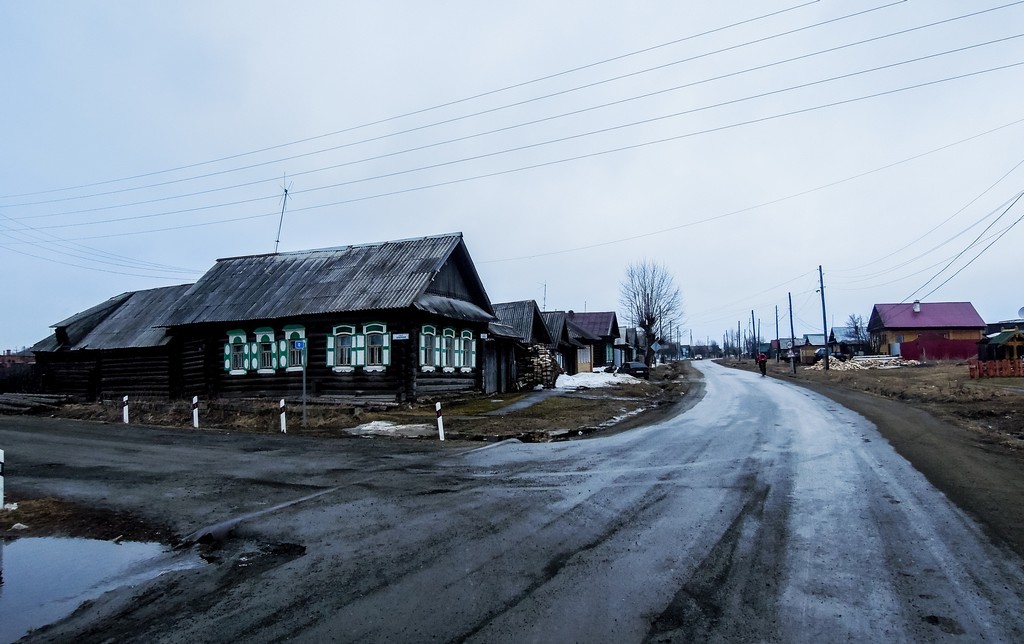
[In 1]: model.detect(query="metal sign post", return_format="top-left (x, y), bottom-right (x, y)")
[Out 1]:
top-left (297, 340), bottom-right (308, 428)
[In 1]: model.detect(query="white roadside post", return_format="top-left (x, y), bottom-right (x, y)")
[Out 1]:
top-left (122, 395), bottom-right (129, 424)
top-left (435, 401), bottom-right (445, 441)
top-left (279, 399), bottom-right (287, 434)
top-left (0, 448), bottom-right (5, 507)
top-left (192, 396), bottom-right (200, 429)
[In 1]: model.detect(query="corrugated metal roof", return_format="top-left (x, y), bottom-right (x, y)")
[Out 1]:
top-left (871, 302), bottom-right (985, 330)
top-left (569, 311), bottom-right (619, 338)
top-left (165, 234), bottom-right (483, 326)
top-left (492, 300), bottom-right (552, 344)
top-left (40, 284), bottom-right (193, 351)
top-left (77, 284), bottom-right (193, 349)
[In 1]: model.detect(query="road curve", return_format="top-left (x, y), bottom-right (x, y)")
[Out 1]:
top-left (14, 360), bottom-right (1024, 642)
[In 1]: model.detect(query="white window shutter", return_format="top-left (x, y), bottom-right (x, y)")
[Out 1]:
top-left (326, 334), bottom-right (335, 366)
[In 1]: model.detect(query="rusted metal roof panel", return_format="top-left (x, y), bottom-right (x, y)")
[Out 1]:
top-left (166, 234), bottom-right (471, 326)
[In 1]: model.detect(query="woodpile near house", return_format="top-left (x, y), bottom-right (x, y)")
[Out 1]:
top-left (516, 345), bottom-right (561, 390)
top-left (805, 356), bottom-right (921, 371)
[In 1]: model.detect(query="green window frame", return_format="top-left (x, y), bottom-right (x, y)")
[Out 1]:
top-left (224, 329), bottom-right (248, 374)
top-left (284, 325), bottom-right (305, 371)
top-left (254, 327), bottom-right (276, 373)
top-left (420, 325), bottom-right (437, 369)
top-left (364, 322), bottom-right (390, 369)
top-left (441, 327), bottom-right (456, 370)
top-left (328, 324), bottom-right (356, 370)
top-left (460, 330), bottom-right (476, 371)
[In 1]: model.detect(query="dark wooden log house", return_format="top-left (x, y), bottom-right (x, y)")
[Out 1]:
top-left (34, 233), bottom-right (497, 404)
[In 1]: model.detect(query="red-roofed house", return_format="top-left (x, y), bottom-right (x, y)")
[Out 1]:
top-left (867, 301), bottom-right (985, 360)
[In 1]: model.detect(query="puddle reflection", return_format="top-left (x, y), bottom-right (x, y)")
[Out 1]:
top-left (0, 537), bottom-right (202, 642)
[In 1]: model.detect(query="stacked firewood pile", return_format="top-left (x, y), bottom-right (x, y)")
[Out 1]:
top-left (517, 345), bottom-right (561, 390)
top-left (805, 356), bottom-right (920, 371)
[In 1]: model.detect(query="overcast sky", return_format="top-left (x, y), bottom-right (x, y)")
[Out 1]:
top-left (3, 1), bottom-right (1023, 350)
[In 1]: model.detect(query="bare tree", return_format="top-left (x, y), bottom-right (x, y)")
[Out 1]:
top-left (846, 313), bottom-right (869, 345)
top-left (619, 260), bottom-right (683, 366)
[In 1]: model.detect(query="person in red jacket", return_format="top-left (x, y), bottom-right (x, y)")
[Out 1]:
top-left (756, 352), bottom-right (768, 376)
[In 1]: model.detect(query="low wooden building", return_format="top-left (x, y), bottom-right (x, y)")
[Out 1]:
top-left (542, 311), bottom-right (589, 375)
top-left (32, 285), bottom-right (192, 401)
top-left (568, 311), bottom-right (621, 368)
top-left (489, 300), bottom-right (555, 390)
top-left (34, 233), bottom-right (498, 404)
top-left (978, 326), bottom-right (1024, 361)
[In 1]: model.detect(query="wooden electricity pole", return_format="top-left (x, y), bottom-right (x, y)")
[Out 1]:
top-left (819, 265), bottom-right (830, 372)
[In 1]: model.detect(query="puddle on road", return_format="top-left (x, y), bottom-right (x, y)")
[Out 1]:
top-left (0, 537), bottom-right (203, 642)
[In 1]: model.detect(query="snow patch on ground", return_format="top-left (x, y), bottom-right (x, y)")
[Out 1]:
top-left (346, 420), bottom-right (435, 438)
top-left (556, 371), bottom-right (643, 389)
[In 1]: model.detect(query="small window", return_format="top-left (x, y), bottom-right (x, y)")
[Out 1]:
top-left (441, 328), bottom-right (456, 369)
top-left (363, 322), bottom-right (390, 370)
top-left (330, 324), bottom-right (355, 370)
top-left (283, 325), bottom-right (305, 371)
top-left (367, 333), bottom-right (384, 365)
top-left (259, 341), bottom-right (275, 370)
top-left (225, 329), bottom-right (248, 374)
top-left (288, 340), bottom-right (304, 367)
top-left (460, 330), bottom-right (475, 371)
top-left (420, 325), bottom-right (437, 368)
top-left (336, 334), bottom-right (353, 366)
top-left (254, 327), bottom-right (276, 373)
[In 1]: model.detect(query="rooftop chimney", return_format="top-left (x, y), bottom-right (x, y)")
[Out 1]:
top-left (913, 300), bottom-right (921, 313)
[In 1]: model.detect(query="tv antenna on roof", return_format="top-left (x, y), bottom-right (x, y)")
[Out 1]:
top-left (274, 173), bottom-right (293, 254)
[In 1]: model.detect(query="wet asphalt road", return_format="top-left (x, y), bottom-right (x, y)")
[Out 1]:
top-left (5, 360), bottom-right (1024, 642)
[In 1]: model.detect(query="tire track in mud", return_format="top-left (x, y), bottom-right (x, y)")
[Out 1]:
top-left (453, 487), bottom-right (673, 643)
top-left (645, 451), bottom-right (794, 643)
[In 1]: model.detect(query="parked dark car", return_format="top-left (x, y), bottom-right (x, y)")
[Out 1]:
top-left (814, 348), bottom-right (846, 362)
top-left (617, 361), bottom-right (650, 379)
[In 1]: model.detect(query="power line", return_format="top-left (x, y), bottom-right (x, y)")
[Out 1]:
top-left (16, 4), bottom-right (1014, 222)
top-left (834, 156), bottom-right (1024, 275)
top-left (0, 0), bottom-right (824, 201)
top-left (17, 53), bottom-right (1024, 235)
top-left (905, 191), bottom-right (1024, 301)
top-left (4, 1), bottom-right (921, 214)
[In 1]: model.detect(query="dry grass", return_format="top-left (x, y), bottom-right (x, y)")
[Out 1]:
top-left (730, 358), bottom-right (1024, 451)
top-left (45, 362), bottom-right (693, 442)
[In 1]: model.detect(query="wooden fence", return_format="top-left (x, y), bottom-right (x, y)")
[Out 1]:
top-left (968, 359), bottom-right (1024, 379)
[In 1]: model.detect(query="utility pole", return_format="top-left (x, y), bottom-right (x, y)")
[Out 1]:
top-left (788, 291), bottom-right (797, 374)
top-left (775, 305), bottom-right (780, 363)
top-left (737, 321), bottom-right (741, 359)
top-left (819, 265), bottom-right (830, 372)
top-left (750, 310), bottom-right (756, 358)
